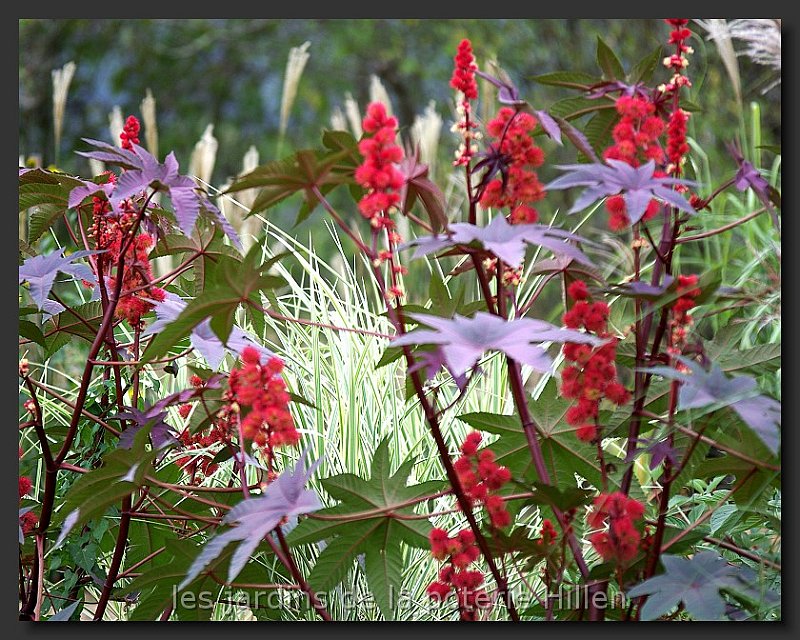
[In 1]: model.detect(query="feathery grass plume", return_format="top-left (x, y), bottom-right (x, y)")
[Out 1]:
top-left (239, 145), bottom-right (260, 211)
top-left (51, 61), bottom-right (76, 162)
top-left (88, 159), bottom-right (105, 177)
top-left (216, 145), bottom-right (262, 251)
top-left (344, 92), bottom-right (363, 138)
top-left (140, 88), bottom-right (159, 157)
top-left (411, 100), bottom-right (443, 177)
top-left (189, 124), bottom-right (218, 185)
top-left (279, 41), bottom-right (312, 143)
top-left (369, 74), bottom-right (394, 117)
top-left (330, 105), bottom-right (348, 132)
top-left (694, 20), bottom-right (742, 105)
top-left (729, 19), bottom-right (781, 72)
top-left (108, 106), bottom-right (124, 147)
top-left (479, 57), bottom-right (496, 124)
top-left (238, 146), bottom-right (264, 251)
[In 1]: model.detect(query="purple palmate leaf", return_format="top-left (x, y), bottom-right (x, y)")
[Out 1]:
top-left (142, 293), bottom-right (273, 369)
top-left (646, 358), bottom-right (780, 455)
top-left (727, 141), bottom-right (780, 228)
top-left (18, 248), bottom-right (102, 311)
top-left (115, 406), bottom-right (179, 452)
top-left (393, 312), bottom-right (604, 378)
top-left (546, 159), bottom-right (697, 224)
top-left (474, 69), bottom-right (526, 107)
top-left (627, 551), bottom-right (776, 620)
top-left (608, 275), bottom-right (675, 300)
top-left (585, 80), bottom-right (651, 100)
top-left (400, 215), bottom-right (594, 268)
top-left (407, 347), bottom-right (468, 390)
top-left (473, 70), bottom-right (561, 144)
top-left (73, 140), bottom-right (241, 249)
top-left (67, 179), bottom-right (115, 210)
top-left (178, 448), bottom-right (322, 589)
top-left (534, 109), bottom-right (563, 145)
top-left (625, 437), bottom-right (680, 470)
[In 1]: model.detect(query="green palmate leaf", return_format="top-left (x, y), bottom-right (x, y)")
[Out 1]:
top-left (528, 482), bottom-right (594, 512)
top-left (704, 327), bottom-right (781, 376)
top-left (548, 96), bottom-right (614, 121)
top-left (628, 45), bottom-right (664, 84)
top-left (47, 599), bottom-right (82, 621)
top-left (583, 108), bottom-right (619, 156)
top-left (287, 439), bottom-right (443, 620)
top-left (530, 71), bottom-right (598, 89)
top-left (19, 319), bottom-right (46, 348)
top-left (321, 129), bottom-right (362, 168)
top-left (44, 300), bottom-right (104, 344)
top-left (680, 99), bottom-right (703, 112)
top-left (28, 205), bottom-right (67, 245)
top-left (119, 538), bottom-right (285, 621)
top-left (695, 432), bottom-right (779, 507)
top-left (458, 380), bottom-right (607, 490)
top-left (54, 425), bottom-right (156, 548)
top-left (375, 345), bottom-right (404, 369)
top-left (225, 145), bottom-right (356, 226)
top-left (19, 182), bottom-right (70, 212)
top-left (596, 36), bottom-right (625, 80)
top-left (143, 247), bottom-right (284, 362)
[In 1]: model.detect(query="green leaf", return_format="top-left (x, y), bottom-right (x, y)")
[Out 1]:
top-left (705, 328), bottom-right (781, 376)
top-left (143, 251), bottom-right (284, 362)
top-left (375, 345), bottom-right (404, 369)
top-left (628, 45), bottom-right (664, 84)
top-left (528, 482), bottom-right (594, 512)
top-left (54, 426), bottom-right (156, 547)
top-left (28, 205), bottom-right (68, 244)
top-left (288, 438), bottom-right (443, 611)
top-left (19, 182), bottom-right (69, 212)
top-left (458, 380), bottom-right (607, 489)
top-left (530, 71), bottom-right (598, 89)
top-left (596, 36), bottom-right (625, 80)
top-left (680, 99), bottom-right (703, 112)
top-left (225, 146), bottom-right (355, 225)
top-left (362, 533), bottom-right (403, 620)
top-left (19, 319), bottom-right (46, 348)
top-left (583, 108), bottom-right (619, 156)
top-left (548, 96), bottom-right (614, 121)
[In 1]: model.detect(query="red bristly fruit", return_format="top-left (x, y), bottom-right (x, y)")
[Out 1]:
top-left (560, 281), bottom-right (630, 442)
top-left (587, 492), bottom-right (645, 565)
top-left (427, 528), bottom-right (489, 621)
top-left (453, 432), bottom-right (513, 527)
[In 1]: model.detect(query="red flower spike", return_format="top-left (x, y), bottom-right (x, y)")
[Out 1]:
top-left (120, 115), bottom-right (140, 150)
top-left (355, 103), bottom-right (404, 228)
top-left (450, 39), bottom-right (478, 100)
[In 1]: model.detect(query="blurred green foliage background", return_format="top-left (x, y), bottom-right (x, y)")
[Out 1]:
top-left (19, 18), bottom-right (779, 183)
